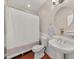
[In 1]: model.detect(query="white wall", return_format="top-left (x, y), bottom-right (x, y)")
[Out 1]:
top-left (38, 0), bottom-right (53, 34)
top-left (6, 7), bottom-right (39, 49)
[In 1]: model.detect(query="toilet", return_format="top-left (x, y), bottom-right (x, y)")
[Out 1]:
top-left (32, 35), bottom-right (48, 59)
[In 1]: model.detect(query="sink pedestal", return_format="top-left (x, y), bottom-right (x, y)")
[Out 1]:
top-left (55, 50), bottom-right (64, 59)
top-left (65, 52), bottom-right (74, 59)
top-left (46, 43), bottom-right (64, 59)
top-left (47, 35), bottom-right (74, 59)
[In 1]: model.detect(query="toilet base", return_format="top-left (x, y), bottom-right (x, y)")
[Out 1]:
top-left (34, 52), bottom-right (44, 59)
top-left (34, 48), bottom-right (45, 59)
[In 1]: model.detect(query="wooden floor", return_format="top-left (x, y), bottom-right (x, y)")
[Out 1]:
top-left (12, 51), bottom-right (51, 59)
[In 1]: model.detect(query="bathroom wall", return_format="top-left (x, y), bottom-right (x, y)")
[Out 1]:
top-left (38, 0), bottom-right (53, 34)
top-left (38, 0), bottom-right (74, 34)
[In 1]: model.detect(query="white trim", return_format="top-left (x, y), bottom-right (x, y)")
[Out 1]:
top-left (7, 41), bottom-right (39, 59)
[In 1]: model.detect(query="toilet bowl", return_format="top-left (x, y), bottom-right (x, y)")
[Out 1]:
top-left (32, 45), bottom-right (45, 59)
top-left (32, 35), bottom-right (48, 59)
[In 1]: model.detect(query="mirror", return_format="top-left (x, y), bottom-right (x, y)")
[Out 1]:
top-left (54, 7), bottom-right (74, 34)
top-left (67, 14), bottom-right (73, 27)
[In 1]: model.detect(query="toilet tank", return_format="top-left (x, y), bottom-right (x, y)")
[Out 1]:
top-left (41, 35), bottom-right (48, 47)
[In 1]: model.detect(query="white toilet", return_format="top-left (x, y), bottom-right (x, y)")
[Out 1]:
top-left (32, 35), bottom-right (48, 59)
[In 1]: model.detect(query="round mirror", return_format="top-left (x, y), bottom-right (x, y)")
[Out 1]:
top-left (54, 7), bottom-right (74, 34)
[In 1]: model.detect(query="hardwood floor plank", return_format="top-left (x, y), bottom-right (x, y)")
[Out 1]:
top-left (12, 51), bottom-right (51, 59)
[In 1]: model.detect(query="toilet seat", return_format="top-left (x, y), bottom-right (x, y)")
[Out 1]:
top-left (32, 35), bottom-right (48, 59)
top-left (32, 45), bottom-right (44, 52)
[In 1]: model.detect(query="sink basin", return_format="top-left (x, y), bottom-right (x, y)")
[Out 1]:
top-left (49, 35), bottom-right (74, 54)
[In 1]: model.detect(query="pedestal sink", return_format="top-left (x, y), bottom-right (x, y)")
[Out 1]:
top-left (46, 35), bottom-right (74, 59)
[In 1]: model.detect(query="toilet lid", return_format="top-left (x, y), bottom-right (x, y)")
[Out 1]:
top-left (32, 45), bottom-right (44, 52)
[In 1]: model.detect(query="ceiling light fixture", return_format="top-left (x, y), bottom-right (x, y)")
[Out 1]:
top-left (51, 0), bottom-right (59, 5)
top-left (51, 0), bottom-right (56, 2)
top-left (27, 4), bottom-right (31, 8)
top-left (51, 0), bottom-right (64, 5)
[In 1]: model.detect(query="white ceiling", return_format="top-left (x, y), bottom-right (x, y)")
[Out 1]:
top-left (7, 0), bottom-right (47, 14)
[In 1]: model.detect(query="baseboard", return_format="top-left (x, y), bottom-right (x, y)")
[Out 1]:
top-left (7, 41), bottom-right (39, 59)
top-left (11, 50), bottom-right (32, 59)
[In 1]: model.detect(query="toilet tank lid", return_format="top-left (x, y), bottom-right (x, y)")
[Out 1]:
top-left (32, 45), bottom-right (44, 50)
top-left (41, 36), bottom-right (48, 40)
